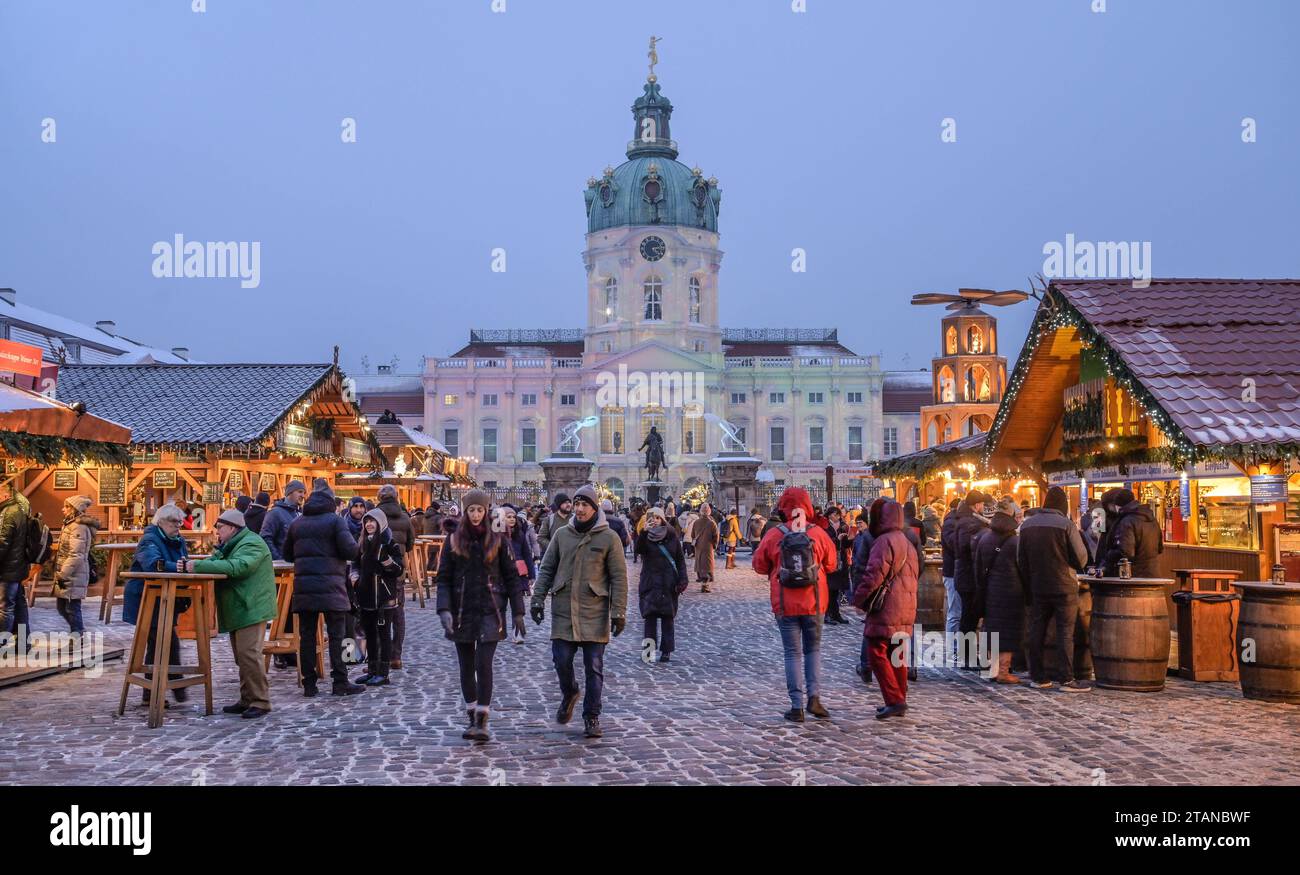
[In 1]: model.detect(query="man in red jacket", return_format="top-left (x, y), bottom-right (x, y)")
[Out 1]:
top-left (753, 487), bottom-right (838, 723)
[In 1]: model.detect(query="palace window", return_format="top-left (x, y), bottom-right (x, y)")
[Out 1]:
top-left (688, 277), bottom-right (701, 323)
top-left (809, 426), bottom-right (824, 462)
top-left (521, 427), bottom-right (536, 463)
top-left (848, 426), bottom-right (863, 461)
top-left (808, 392), bottom-right (824, 404)
top-left (604, 277), bottom-right (618, 324)
top-left (846, 391), bottom-right (864, 404)
top-left (643, 276), bottom-right (663, 320)
top-left (601, 406), bottom-right (625, 455)
top-left (682, 410), bottom-right (704, 455)
top-left (560, 393), bottom-right (576, 406)
top-left (521, 393), bottom-right (537, 407)
top-left (444, 428), bottom-right (459, 458)
top-left (605, 478), bottom-right (625, 503)
top-left (640, 405), bottom-right (666, 446)
top-left (730, 392), bottom-right (746, 404)
top-left (443, 394), bottom-right (458, 406)
top-left (769, 391), bottom-right (786, 404)
top-left (482, 394), bottom-right (498, 407)
top-left (482, 428), bottom-right (498, 463)
top-left (883, 427), bottom-right (898, 457)
top-left (770, 426), bottom-right (785, 462)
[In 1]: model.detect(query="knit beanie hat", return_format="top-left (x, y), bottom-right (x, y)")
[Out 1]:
top-left (1045, 485), bottom-right (1069, 514)
top-left (461, 489), bottom-right (490, 513)
top-left (572, 484), bottom-right (600, 510)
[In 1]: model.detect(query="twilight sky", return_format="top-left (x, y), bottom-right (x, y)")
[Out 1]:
top-left (1, 0), bottom-right (1296, 374)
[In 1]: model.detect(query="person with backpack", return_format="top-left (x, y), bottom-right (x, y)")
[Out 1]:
top-left (635, 506), bottom-right (688, 663)
top-left (850, 498), bottom-right (919, 719)
top-left (351, 507), bottom-right (405, 687)
top-left (537, 493), bottom-right (571, 558)
top-left (752, 487), bottom-right (838, 723)
top-left (52, 496), bottom-right (100, 638)
top-left (692, 502), bottom-right (719, 591)
top-left (0, 478), bottom-right (37, 643)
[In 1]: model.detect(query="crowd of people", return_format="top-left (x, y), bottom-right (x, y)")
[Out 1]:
top-left (0, 473), bottom-right (1163, 739)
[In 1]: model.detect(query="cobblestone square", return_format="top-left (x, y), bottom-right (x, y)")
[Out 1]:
top-left (2, 559), bottom-right (1296, 787)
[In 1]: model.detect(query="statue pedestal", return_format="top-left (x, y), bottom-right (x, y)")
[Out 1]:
top-left (540, 454), bottom-right (594, 502)
top-left (707, 452), bottom-right (762, 516)
top-left (639, 479), bottom-right (664, 506)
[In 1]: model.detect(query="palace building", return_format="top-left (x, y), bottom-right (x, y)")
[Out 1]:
top-left (361, 62), bottom-right (919, 504)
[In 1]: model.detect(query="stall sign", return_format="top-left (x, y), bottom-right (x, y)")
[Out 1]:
top-left (53, 470), bottom-right (77, 490)
top-left (1249, 474), bottom-right (1288, 505)
top-left (97, 468), bottom-right (127, 506)
top-left (281, 424), bottom-right (313, 455)
top-left (1048, 470), bottom-right (1079, 486)
top-left (227, 471), bottom-right (244, 490)
top-left (1193, 460), bottom-right (1239, 479)
top-left (342, 437), bottom-right (370, 465)
top-left (175, 451), bottom-right (206, 463)
top-left (1083, 466), bottom-right (1121, 481)
top-left (152, 469), bottom-right (177, 489)
top-left (260, 473), bottom-right (278, 493)
top-left (202, 482), bottom-right (224, 505)
top-left (1180, 477), bottom-right (1191, 518)
top-left (132, 450), bottom-right (162, 465)
top-left (0, 338), bottom-right (43, 379)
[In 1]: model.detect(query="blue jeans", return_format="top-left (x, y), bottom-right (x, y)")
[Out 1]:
top-left (552, 640), bottom-right (606, 718)
top-left (56, 597), bottom-right (85, 634)
top-left (943, 576), bottom-right (962, 658)
top-left (1, 581), bottom-right (30, 640)
top-left (776, 614), bottom-right (823, 709)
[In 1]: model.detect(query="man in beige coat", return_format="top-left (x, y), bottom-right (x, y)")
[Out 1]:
top-left (530, 484), bottom-right (627, 738)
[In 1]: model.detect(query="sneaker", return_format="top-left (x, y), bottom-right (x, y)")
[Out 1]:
top-left (364, 675), bottom-right (391, 687)
top-left (783, 708), bottom-right (805, 723)
top-left (352, 673), bottom-right (374, 685)
top-left (1059, 680), bottom-right (1092, 693)
top-left (1031, 680), bottom-right (1055, 689)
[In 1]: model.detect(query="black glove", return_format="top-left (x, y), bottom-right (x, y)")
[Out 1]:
top-left (513, 614), bottom-right (527, 639)
top-left (611, 617), bottom-right (625, 637)
top-left (439, 611), bottom-right (455, 639)
top-left (530, 603), bottom-right (545, 625)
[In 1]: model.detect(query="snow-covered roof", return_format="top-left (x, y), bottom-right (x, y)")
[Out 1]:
top-left (0, 294), bottom-right (196, 364)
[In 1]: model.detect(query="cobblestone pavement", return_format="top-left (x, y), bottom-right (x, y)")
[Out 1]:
top-left (2, 558), bottom-right (1298, 786)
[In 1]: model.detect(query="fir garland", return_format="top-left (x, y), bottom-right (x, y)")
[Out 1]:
top-left (0, 431), bottom-right (133, 468)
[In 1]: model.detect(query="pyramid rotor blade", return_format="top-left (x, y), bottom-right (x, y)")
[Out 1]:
top-left (980, 291), bottom-right (1030, 306)
top-left (957, 288), bottom-right (996, 298)
top-left (911, 293), bottom-right (962, 305)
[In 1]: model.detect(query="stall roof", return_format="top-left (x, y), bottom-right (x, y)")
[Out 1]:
top-left (985, 279), bottom-right (1300, 469)
top-left (0, 382), bottom-right (132, 466)
top-left (55, 363), bottom-right (365, 448)
top-left (369, 421), bottom-right (449, 455)
top-left (874, 432), bottom-right (987, 480)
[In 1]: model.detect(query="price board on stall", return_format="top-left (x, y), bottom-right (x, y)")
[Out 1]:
top-left (97, 468), bottom-right (127, 506)
top-left (260, 473), bottom-right (278, 493)
top-left (203, 482), bottom-right (224, 505)
top-left (152, 469), bottom-right (177, 489)
top-left (227, 471), bottom-right (244, 490)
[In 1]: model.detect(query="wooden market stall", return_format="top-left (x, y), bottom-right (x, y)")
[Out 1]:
top-left (51, 359), bottom-right (386, 535)
top-left (345, 420), bottom-right (453, 509)
top-left (982, 278), bottom-right (1300, 583)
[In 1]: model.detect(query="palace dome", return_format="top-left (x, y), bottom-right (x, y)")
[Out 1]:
top-left (585, 79), bottom-right (721, 234)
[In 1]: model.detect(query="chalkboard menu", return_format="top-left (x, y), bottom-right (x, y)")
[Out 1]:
top-left (152, 469), bottom-right (178, 489)
top-left (97, 468), bottom-right (127, 506)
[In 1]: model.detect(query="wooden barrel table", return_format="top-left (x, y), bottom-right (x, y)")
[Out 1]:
top-left (1090, 577), bottom-right (1172, 692)
top-left (1232, 581), bottom-right (1300, 703)
top-left (917, 557), bottom-right (945, 631)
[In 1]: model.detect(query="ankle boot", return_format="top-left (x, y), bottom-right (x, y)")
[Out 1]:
top-left (467, 709), bottom-right (491, 742)
top-left (461, 707), bottom-right (476, 739)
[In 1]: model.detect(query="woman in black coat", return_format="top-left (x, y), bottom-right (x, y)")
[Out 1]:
top-left (823, 507), bottom-right (852, 624)
top-left (283, 486), bottom-right (362, 694)
top-left (972, 500), bottom-right (1024, 684)
top-left (435, 491), bottom-right (524, 742)
top-left (634, 507), bottom-right (688, 663)
top-left (351, 508), bottom-right (405, 686)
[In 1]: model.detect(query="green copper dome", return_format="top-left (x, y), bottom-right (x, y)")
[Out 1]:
top-left (585, 79), bottom-right (721, 234)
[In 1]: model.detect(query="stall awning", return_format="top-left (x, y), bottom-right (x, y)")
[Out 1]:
top-left (873, 432), bottom-right (988, 480)
top-left (0, 382), bottom-right (133, 466)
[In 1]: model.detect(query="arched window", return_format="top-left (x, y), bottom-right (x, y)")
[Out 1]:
top-left (945, 325), bottom-right (958, 355)
top-left (682, 409), bottom-right (704, 455)
top-left (604, 277), bottom-right (618, 324)
top-left (640, 405), bottom-right (666, 446)
top-left (643, 276), bottom-right (663, 320)
top-left (966, 324), bottom-right (984, 354)
top-left (688, 277), bottom-right (701, 323)
top-left (605, 478), bottom-right (625, 503)
top-left (966, 365), bottom-right (992, 402)
top-left (600, 406), bottom-right (625, 455)
top-left (937, 365), bottom-right (956, 403)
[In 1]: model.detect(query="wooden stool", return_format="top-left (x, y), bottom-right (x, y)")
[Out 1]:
top-left (262, 565), bottom-right (326, 685)
top-left (408, 542), bottom-right (428, 607)
top-left (1173, 568), bottom-right (1243, 682)
top-left (97, 543), bottom-right (139, 623)
top-left (116, 572), bottom-right (223, 729)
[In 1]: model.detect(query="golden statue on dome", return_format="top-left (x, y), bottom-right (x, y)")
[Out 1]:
top-left (648, 36), bottom-right (662, 82)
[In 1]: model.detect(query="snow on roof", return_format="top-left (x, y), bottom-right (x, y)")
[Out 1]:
top-left (0, 295), bottom-right (196, 364)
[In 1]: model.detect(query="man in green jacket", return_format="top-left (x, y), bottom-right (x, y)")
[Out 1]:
top-left (184, 509), bottom-right (277, 719)
top-left (530, 484), bottom-right (627, 738)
